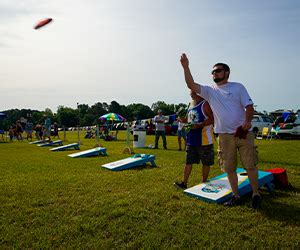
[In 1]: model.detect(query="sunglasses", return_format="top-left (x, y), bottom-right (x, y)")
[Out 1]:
top-left (211, 68), bottom-right (224, 74)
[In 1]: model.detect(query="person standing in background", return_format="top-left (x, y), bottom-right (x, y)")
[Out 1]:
top-left (153, 110), bottom-right (168, 149)
top-left (43, 115), bottom-right (52, 141)
top-left (25, 120), bottom-right (34, 141)
top-left (177, 116), bottom-right (187, 151)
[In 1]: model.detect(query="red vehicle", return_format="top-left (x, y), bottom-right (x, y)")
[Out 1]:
top-left (146, 123), bottom-right (178, 136)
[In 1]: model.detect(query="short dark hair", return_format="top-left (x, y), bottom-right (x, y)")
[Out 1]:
top-left (213, 63), bottom-right (230, 74)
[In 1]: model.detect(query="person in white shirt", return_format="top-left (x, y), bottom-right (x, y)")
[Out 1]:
top-left (177, 116), bottom-right (187, 151)
top-left (153, 110), bottom-right (168, 149)
top-left (180, 53), bottom-right (261, 209)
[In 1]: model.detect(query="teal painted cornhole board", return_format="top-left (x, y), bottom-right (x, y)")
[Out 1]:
top-left (184, 168), bottom-right (274, 204)
top-left (29, 139), bottom-right (49, 144)
top-left (102, 154), bottom-right (156, 171)
top-left (68, 147), bottom-right (107, 158)
top-left (50, 143), bottom-right (80, 151)
top-left (37, 140), bottom-right (63, 147)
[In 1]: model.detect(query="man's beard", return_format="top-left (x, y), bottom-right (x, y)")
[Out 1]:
top-left (213, 76), bottom-right (225, 83)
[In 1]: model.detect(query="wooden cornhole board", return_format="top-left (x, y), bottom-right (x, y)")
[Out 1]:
top-left (184, 168), bottom-right (274, 204)
top-left (29, 139), bottom-right (49, 144)
top-left (50, 143), bottom-right (80, 151)
top-left (102, 154), bottom-right (156, 171)
top-left (68, 147), bottom-right (107, 158)
top-left (38, 140), bottom-right (63, 147)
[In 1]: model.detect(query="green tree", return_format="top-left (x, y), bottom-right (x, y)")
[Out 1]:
top-left (174, 103), bottom-right (188, 113)
top-left (82, 114), bottom-right (98, 126)
top-left (90, 102), bottom-right (109, 116)
top-left (78, 104), bottom-right (89, 116)
top-left (56, 106), bottom-right (78, 128)
top-left (109, 101), bottom-right (128, 119)
top-left (32, 111), bottom-right (44, 124)
top-left (77, 104), bottom-right (90, 126)
top-left (126, 103), bottom-right (154, 121)
top-left (151, 101), bottom-right (174, 115)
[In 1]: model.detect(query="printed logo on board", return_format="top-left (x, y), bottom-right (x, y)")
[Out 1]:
top-left (201, 183), bottom-right (227, 193)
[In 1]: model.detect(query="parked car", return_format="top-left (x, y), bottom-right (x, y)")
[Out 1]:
top-left (251, 115), bottom-right (274, 136)
top-left (271, 114), bottom-right (300, 138)
top-left (130, 120), bottom-right (146, 133)
top-left (146, 123), bottom-right (178, 136)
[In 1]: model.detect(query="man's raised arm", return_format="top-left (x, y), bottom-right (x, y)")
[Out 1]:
top-left (180, 53), bottom-right (202, 94)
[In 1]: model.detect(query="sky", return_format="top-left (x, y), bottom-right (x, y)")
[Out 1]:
top-left (0, 0), bottom-right (299, 113)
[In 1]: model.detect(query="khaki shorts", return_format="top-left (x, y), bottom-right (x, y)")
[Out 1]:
top-left (217, 132), bottom-right (258, 173)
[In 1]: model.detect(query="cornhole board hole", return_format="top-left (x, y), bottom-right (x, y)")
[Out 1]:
top-left (68, 147), bottom-right (107, 158)
top-left (102, 154), bottom-right (156, 171)
top-left (50, 143), bottom-right (80, 151)
top-left (184, 168), bottom-right (274, 204)
top-left (38, 140), bottom-right (63, 147)
top-left (29, 139), bottom-right (49, 144)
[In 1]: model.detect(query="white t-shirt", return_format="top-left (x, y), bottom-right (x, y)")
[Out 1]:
top-left (177, 121), bottom-right (186, 131)
top-left (154, 115), bottom-right (168, 131)
top-left (198, 81), bottom-right (253, 134)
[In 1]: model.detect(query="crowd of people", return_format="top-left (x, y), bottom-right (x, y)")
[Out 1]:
top-left (8, 116), bottom-right (59, 142)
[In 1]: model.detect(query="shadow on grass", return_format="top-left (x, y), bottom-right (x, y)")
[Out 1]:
top-left (260, 159), bottom-right (300, 167)
top-left (101, 163), bottom-right (158, 172)
top-left (131, 163), bottom-right (159, 171)
top-left (259, 186), bottom-right (300, 225)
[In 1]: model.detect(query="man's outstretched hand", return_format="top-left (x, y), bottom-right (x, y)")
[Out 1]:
top-left (180, 53), bottom-right (189, 68)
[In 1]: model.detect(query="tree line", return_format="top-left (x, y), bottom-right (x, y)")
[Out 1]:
top-left (0, 100), bottom-right (187, 129)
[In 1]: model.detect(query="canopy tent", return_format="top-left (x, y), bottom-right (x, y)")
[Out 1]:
top-left (0, 113), bottom-right (7, 141)
top-left (0, 113), bottom-right (7, 120)
top-left (99, 113), bottom-right (126, 122)
top-left (99, 113), bottom-right (127, 141)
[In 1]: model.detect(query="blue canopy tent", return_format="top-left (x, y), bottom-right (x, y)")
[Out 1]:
top-left (282, 112), bottom-right (291, 122)
top-left (0, 112), bottom-right (7, 119)
top-left (0, 112), bottom-right (7, 141)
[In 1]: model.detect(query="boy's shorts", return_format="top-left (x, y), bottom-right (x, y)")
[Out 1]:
top-left (186, 144), bottom-right (214, 166)
top-left (177, 129), bottom-right (187, 138)
top-left (43, 130), bottom-right (50, 137)
top-left (217, 132), bottom-right (258, 173)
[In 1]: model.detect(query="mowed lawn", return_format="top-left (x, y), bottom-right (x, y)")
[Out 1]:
top-left (0, 131), bottom-right (299, 248)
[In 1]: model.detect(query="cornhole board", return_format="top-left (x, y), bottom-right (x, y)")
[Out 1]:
top-left (68, 147), bottom-right (107, 158)
top-left (184, 168), bottom-right (274, 204)
top-left (102, 154), bottom-right (156, 171)
top-left (50, 143), bottom-right (80, 151)
top-left (37, 140), bottom-right (63, 147)
top-left (29, 139), bottom-right (49, 144)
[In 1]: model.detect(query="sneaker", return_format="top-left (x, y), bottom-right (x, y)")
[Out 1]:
top-left (174, 181), bottom-right (187, 190)
top-left (251, 194), bottom-right (262, 209)
top-left (164, 147), bottom-right (167, 150)
top-left (224, 195), bottom-right (242, 207)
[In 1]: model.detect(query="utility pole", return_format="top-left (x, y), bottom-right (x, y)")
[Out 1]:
top-left (77, 102), bottom-right (81, 145)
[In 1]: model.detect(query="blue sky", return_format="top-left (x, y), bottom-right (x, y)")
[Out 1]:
top-left (0, 0), bottom-right (299, 112)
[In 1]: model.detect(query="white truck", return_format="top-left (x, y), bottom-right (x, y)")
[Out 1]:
top-left (251, 115), bottom-right (274, 136)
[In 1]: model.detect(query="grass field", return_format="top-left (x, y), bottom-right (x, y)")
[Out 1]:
top-left (0, 131), bottom-right (299, 248)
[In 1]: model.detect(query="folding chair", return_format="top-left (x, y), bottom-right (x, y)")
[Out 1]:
top-left (256, 127), bottom-right (269, 139)
top-left (268, 126), bottom-right (280, 140)
top-left (0, 129), bottom-right (5, 142)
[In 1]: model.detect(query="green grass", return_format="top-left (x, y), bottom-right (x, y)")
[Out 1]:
top-left (0, 132), bottom-right (299, 248)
